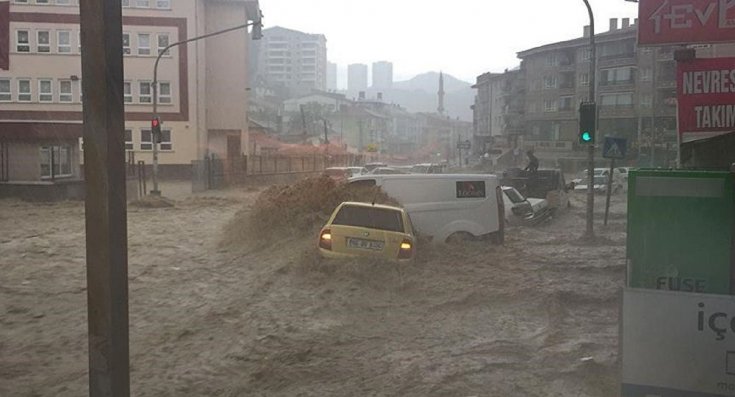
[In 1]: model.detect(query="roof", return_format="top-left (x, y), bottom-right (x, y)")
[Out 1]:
top-left (263, 26), bottom-right (326, 40)
top-left (338, 202), bottom-right (405, 212)
top-left (517, 25), bottom-right (637, 58)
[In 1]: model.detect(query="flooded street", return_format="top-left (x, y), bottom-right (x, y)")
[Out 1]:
top-left (1, 189), bottom-right (626, 396)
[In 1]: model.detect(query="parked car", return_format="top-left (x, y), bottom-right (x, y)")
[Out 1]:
top-left (347, 166), bottom-right (368, 177)
top-left (364, 162), bottom-right (388, 173)
top-left (572, 168), bottom-right (624, 187)
top-left (574, 175), bottom-right (621, 194)
top-left (410, 163), bottom-right (445, 174)
top-left (349, 174), bottom-right (504, 243)
top-left (318, 202), bottom-right (416, 261)
top-left (369, 167), bottom-right (409, 175)
top-left (323, 167), bottom-right (351, 183)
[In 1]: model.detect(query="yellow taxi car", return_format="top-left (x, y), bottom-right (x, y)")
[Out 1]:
top-left (318, 202), bottom-right (416, 261)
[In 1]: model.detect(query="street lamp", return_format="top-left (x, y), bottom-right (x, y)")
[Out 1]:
top-left (150, 14), bottom-right (263, 196)
top-left (582, 0), bottom-right (597, 240)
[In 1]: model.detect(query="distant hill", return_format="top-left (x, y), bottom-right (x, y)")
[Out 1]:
top-left (393, 71), bottom-right (472, 93)
top-left (359, 71), bottom-right (475, 121)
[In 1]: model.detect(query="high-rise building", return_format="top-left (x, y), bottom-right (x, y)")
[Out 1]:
top-left (0, 0), bottom-right (261, 184)
top-left (254, 26), bottom-right (327, 96)
top-left (372, 61), bottom-right (393, 90)
top-left (327, 62), bottom-right (338, 91)
top-left (347, 63), bottom-right (368, 94)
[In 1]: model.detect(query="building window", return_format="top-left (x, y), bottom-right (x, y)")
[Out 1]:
top-left (123, 82), bottom-right (132, 103)
top-left (56, 0), bottom-right (71, 5)
top-left (640, 94), bottom-right (653, 108)
top-left (14, 0), bottom-right (29, 3)
top-left (0, 79), bottom-right (10, 101)
top-left (545, 54), bottom-right (558, 67)
top-left (135, 0), bottom-right (149, 7)
top-left (640, 67), bottom-right (652, 81)
top-left (57, 31), bottom-right (71, 53)
top-left (158, 82), bottom-right (171, 104)
top-left (36, 0), bottom-right (49, 4)
top-left (40, 145), bottom-right (73, 178)
top-left (139, 82), bottom-right (152, 103)
top-left (59, 80), bottom-right (72, 102)
top-left (600, 67), bottom-right (634, 86)
top-left (579, 48), bottom-right (592, 61)
top-left (122, 33), bottom-right (131, 55)
top-left (124, 129), bottom-right (134, 150)
top-left (121, 0), bottom-right (129, 6)
top-left (39, 79), bottom-right (53, 102)
top-left (157, 34), bottom-right (170, 56)
top-left (558, 96), bottom-right (573, 111)
top-left (156, 0), bottom-right (170, 9)
top-left (140, 130), bottom-right (153, 150)
top-left (601, 92), bottom-right (634, 107)
top-left (37, 31), bottom-right (50, 53)
top-left (544, 99), bottom-right (557, 112)
top-left (578, 72), bottom-right (589, 87)
top-left (543, 76), bottom-right (557, 89)
top-left (18, 79), bottom-right (32, 102)
top-left (137, 33), bottom-right (150, 55)
top-left (77, 31), bottom-right (82, 52)
top-left (16, 30), bottom-right (30, 52)
top-left (160, 130), bottom-right (172, 151)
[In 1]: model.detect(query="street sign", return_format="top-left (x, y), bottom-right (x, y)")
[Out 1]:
top-left (457, 140), bottom-right (471, 150)
top-left (622, 288), bottom-right (735, 397)
top-left (638, 0), bottom-right (735, 46)
top-left (602, 137), bottom-right (627, 159)
top-left (678, 57), bottom-right (735, 143)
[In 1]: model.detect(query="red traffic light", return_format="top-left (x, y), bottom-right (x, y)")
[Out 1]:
top-left (151, 118), bottom-right (159, 128)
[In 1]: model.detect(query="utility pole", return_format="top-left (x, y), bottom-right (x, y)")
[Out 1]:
top-left (582, 0), bottom-right (596, 239)
top-left (79, 0), bottom-right (129, 393)
top-left (151, 17), bottom-right (262, 195)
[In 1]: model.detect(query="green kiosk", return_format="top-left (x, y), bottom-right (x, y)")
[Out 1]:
top-left (627, 170), bottom-right (735, 295)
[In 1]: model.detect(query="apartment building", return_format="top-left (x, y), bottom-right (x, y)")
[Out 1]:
top-left (473, 18), bottom-right (684, 168)
top-left (252, 26), bottom-right (327, 96)
top-left (471, 68), bottom-right (525, 155)
top-left (371, 61), bottom-right (392, 91)
top-left (0, 0), bottom-right (262, 184)
top-left (347, 63), bottom-right (367, 94)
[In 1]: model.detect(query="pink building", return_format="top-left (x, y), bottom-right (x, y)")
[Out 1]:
top-left (0, 0), bottom-right (260, 187)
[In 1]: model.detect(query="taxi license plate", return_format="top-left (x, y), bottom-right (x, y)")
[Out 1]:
top-left (346, 238), bottom-right (384, 251)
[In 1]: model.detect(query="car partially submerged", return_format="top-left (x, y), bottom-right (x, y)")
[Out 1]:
top-left (318, 202), bottom-right (416, 261)
top-left (501, 186), bottom-right (551, 225)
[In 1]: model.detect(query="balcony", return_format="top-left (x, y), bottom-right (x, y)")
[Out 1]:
top-left (599, 104), bottom-right (636, 118)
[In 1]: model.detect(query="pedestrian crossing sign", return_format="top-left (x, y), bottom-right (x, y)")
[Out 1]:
top-left (603, 137), bottom-right (627, 160)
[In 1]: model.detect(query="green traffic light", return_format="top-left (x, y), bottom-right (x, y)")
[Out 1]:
top-left (581, 131), bottom-right (592, 142)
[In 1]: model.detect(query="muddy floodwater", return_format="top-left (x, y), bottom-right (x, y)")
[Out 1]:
top-left (0, 186), bottom-right (627, 396)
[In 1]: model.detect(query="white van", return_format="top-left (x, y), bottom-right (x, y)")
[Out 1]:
top-left (349, 174), bottom-right (504, 243)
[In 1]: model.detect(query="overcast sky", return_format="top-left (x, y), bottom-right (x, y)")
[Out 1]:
top-left (261, 0), bottom-right (639, 86)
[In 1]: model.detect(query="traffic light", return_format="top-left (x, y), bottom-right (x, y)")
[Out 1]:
top-left (579, 102), bottom-right (596, 144)
top-left (151, 116), bottom-right (162, 143)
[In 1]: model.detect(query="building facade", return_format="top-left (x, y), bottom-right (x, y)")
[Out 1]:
top-left (326, 61), bottom-right (337, 91)
top-left (471, 69), bottom-right (525, 156)
top-left (371, 61), bottom-right (392, 91)
top-left (472, 18), bottom-right (690, 169)
top-left (0, 0), bottom-right (261, 184)
top-left (347, 63), bottom-right (367, 94)
top-left (252, 26), bottom-right (327, 97)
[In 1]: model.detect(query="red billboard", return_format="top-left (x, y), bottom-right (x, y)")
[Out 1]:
top-left (639, 0), bottom-right (735, 45)
top-left (677, 57), bottom-right (735, 143)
